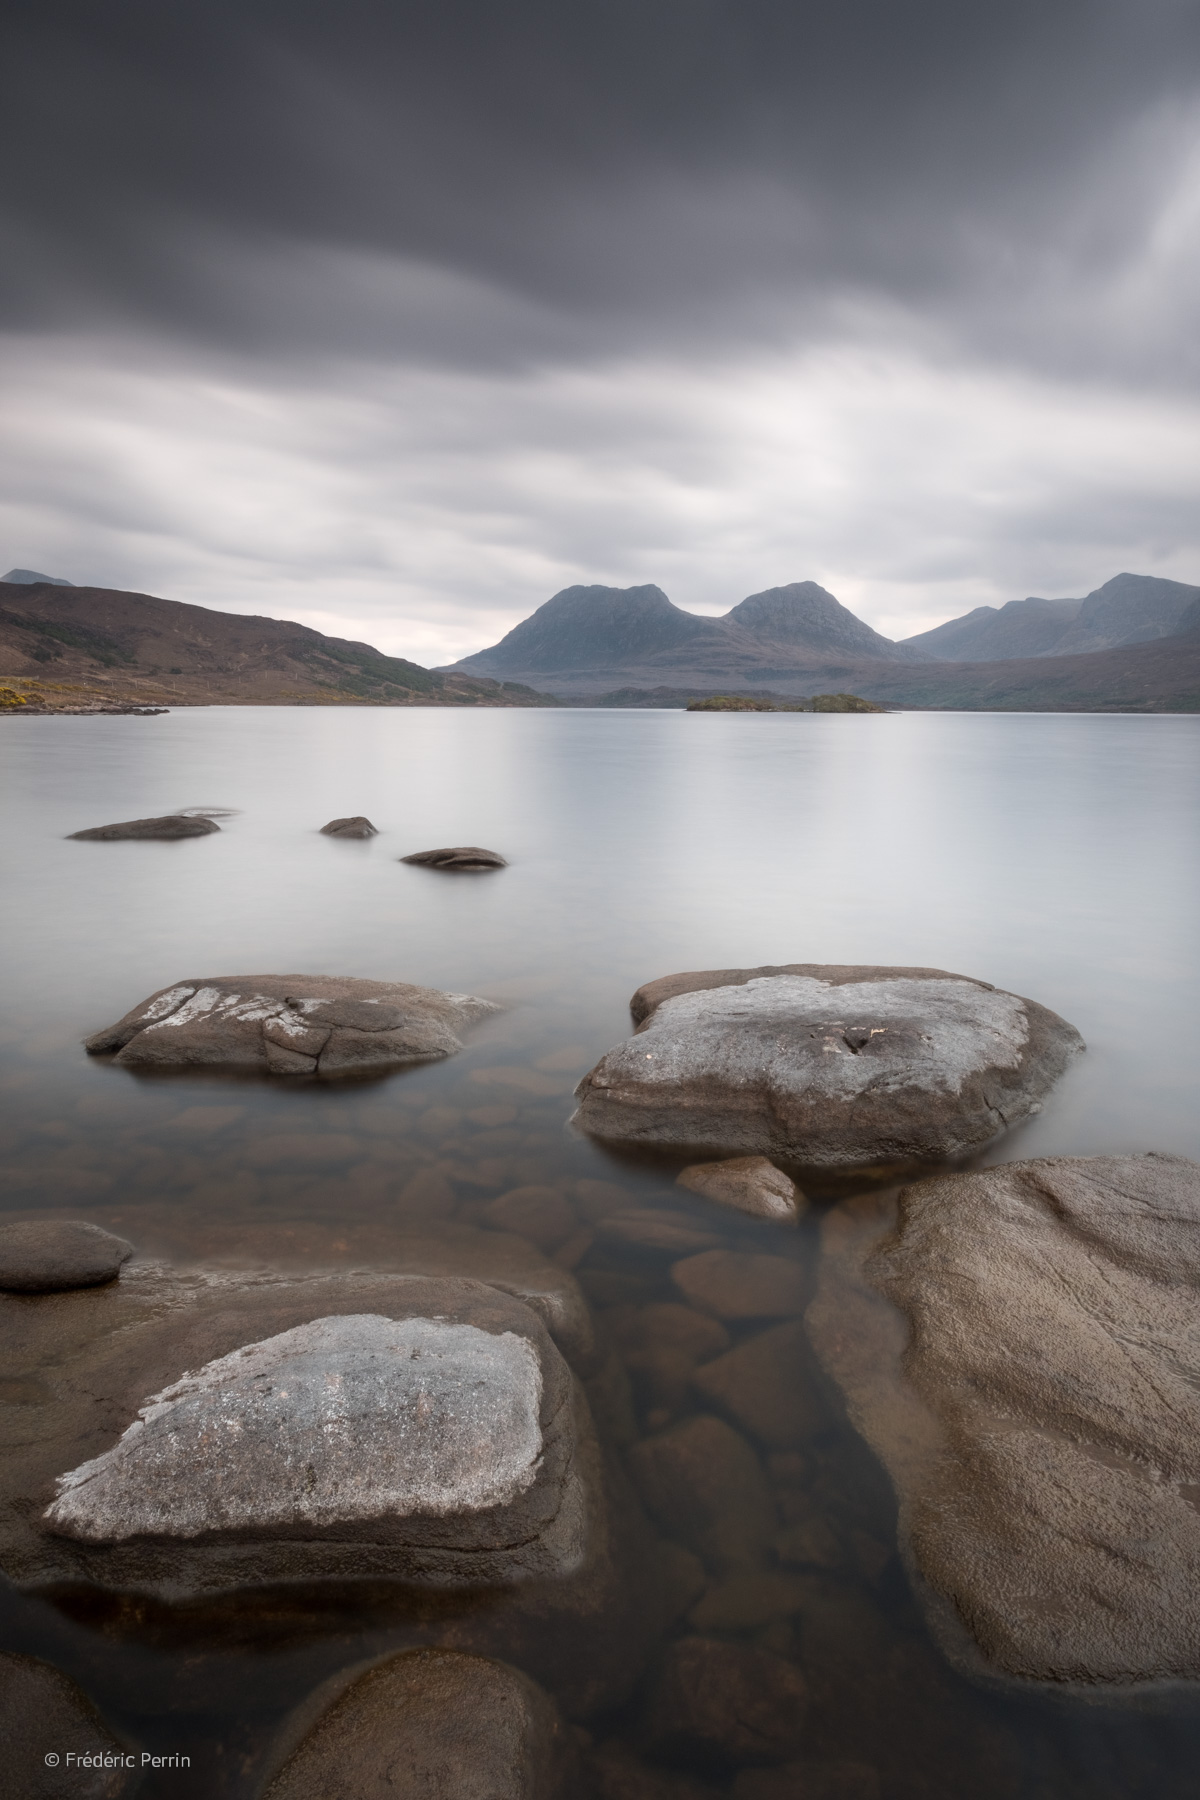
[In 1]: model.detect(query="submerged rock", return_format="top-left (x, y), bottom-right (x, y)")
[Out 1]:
top-left (643, 1636), bottom-right (808, 1766)
top-left (677, 1157), bottom-right (803, 1223)
top-left (319, 816), bottom-right (378, 837)
top-left (68, 814), bottom-right (218, 840)
top-left (574, 964), bottom-right (1083, 1172)
top-left (628, 1414), bottom-right (776, 1574)
top-left (258, 1649), bottom-right (577, 1800)
top-left (401, 845), bottom-right (508, 869)
top-left (0, 1220), bottom-right (133, 1292)
top-left (0, 1652), bottom-right (137, 1799)
top-left (84, 974), bottom-right (498, 1077)
top-left (670, 1252), bottom-right (807, 1321)
top-left (808, 1153), bottom-right (1200, 1691)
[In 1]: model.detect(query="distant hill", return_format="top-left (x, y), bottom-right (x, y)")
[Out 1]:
top-left (2, 567), bottom-right (74, 586)
top-left (902, 573), bottom-right (1199, 662)
top-left (0, 581), bottom-right (558, 711)
top-left (448, 579), bottom-right (927, 694)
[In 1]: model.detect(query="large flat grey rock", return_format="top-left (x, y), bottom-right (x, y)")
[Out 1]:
top-left (574, 964), bottom-right (1082, 1172)
top-left (4, 1271), bottom-right (585, 1597)
top-left (84, 974), bottom-right (499, 1077)
top-left (47, 1314), bottom-right (545, 1541)
top-left (807, 1154), bottom-right (1200, 1693)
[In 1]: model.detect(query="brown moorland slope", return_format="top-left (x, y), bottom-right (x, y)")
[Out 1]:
top-left (0, 582), bottom-right (558, 712)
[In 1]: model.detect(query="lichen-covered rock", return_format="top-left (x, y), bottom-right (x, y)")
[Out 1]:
top-left (401, 845), bottom-right (507, 869)
top-left (68, 814), bottom-right (218, 840)
top-left (84, 974), bottom-right (499, 1077)
top-left (257, 1649), bottom-right (577, 1800)
top-left (319, 816), bottom-right (378, 837)
top-left (0, 1653), bottom-right (137, 1799)
top-left (807, 1153), bottom-right (1200, 1692)
top-left (46, 1314), bottom-right (549, 1543)
top-left (0, 1221), bottom-right (133, 1293)
top-left (9, 1273), bottom-right (585, 1597)
top-left (677, 1157), bottom-right (803, 1223)
top-left (574, 965), bottom-right (1083, 1172)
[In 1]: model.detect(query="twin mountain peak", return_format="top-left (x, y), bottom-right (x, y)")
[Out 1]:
top-left (446, 573), bottom-right (1200, 695)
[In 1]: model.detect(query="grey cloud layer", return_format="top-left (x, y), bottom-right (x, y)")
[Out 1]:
top-left (2, 0), bottom-right (1198, 656)
top-left (5, 0), bottom-right (1199, 378)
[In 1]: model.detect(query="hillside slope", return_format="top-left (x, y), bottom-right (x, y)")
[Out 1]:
top-left (0, 582), bottom-right (557, 711)
top-left (903, 573), bottom-right (1199, 662)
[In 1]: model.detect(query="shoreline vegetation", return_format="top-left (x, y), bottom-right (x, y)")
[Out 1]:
top-left (686, 693), bottom-right (885, 712)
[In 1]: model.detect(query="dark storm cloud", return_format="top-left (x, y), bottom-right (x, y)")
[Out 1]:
top-left (4, 0), bottom-right (1199, 375)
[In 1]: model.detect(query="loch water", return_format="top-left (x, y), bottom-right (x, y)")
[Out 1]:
top-left (1, 705), bottom-right (1199, 1798)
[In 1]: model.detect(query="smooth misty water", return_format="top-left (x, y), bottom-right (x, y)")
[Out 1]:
top-left (1, 706), bottom-right (1199, 1798)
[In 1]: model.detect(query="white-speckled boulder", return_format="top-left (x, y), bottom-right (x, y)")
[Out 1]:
top-left (84, 974), bottom-right (498, 1076)
top-left (257, 1649), bottom-right (578, 1800)
top-left (808, 1154), bottom-right (1200, 1693)
top-left (573, 964), bottom-right (1082, 1171)
top-left (0, 1262), bottom-right (665, 1715)
top-left (16, 1274), bottom-right (581, 1595)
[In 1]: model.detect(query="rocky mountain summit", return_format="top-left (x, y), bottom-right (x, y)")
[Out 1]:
top-left (902, 572), bottom-right (1200, 662)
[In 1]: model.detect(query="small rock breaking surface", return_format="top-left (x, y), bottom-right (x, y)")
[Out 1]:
top-left (401, 845), bottom-right (508, 869)
top-left (574, 964), bottom-right (1083, 1171)
top-left (84, 974), bottom-right (499, 1077)
top-left (258, 1649), bottom-right (577, 1800)
top-left (0, 1220), bottom-right (133, 1292)
top-left (68, 813), bottom-right (219, 840)
top-left (807, 1153), bottom-right (1200, 1691)
top-left (319, 816), bottom-right (378, 837)
top-left (677, 1156), bottom-right (802, 1222)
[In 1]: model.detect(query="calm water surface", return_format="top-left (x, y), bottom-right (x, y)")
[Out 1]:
top-left (2, 706), bottom-right (1199, 1797)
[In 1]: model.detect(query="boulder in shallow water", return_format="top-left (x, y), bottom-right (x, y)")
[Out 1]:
top-left (574, 964), bottom-right (1083, 1172)
top-left (36, 1276), bottom-right (584, 1593)
top-left (68, 814), bottom-right (218, 840)
top-left (807, 1153), bottom-right (1200, 1691)
top-left (0, 1652), bottom-right (137, 1799)
top-left (319, 816), bottom-right (378, 837)
top-left (401, 845), bottom-right (508, 869)
top-left (0, 1220), bottom-right (133, 1292)
top-left (258, 1648), bottom-right (577, 1800)
top-left (84, 973), bottom-right (498, 1077)
top-left (677, 1156), bottom-right (803, 1222)
top-left (643, 1635), bottom-right (809, 1766)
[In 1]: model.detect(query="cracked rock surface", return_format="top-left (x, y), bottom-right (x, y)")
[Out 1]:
top-left (84, 974), bottom-right (499, 1077)
top-left (808, 1153), bottom-right (1200, 1690)
top-left (573, 964), bottom-right (1082, 1171)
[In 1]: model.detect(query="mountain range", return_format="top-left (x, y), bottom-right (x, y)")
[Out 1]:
top-left (446, 572), bottom-right (1200, 702)
top-left (2, 569), bottom-right (1198, 714)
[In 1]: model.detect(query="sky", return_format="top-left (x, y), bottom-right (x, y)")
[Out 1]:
top-left (2, 0), bottom-right (1199, 665)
